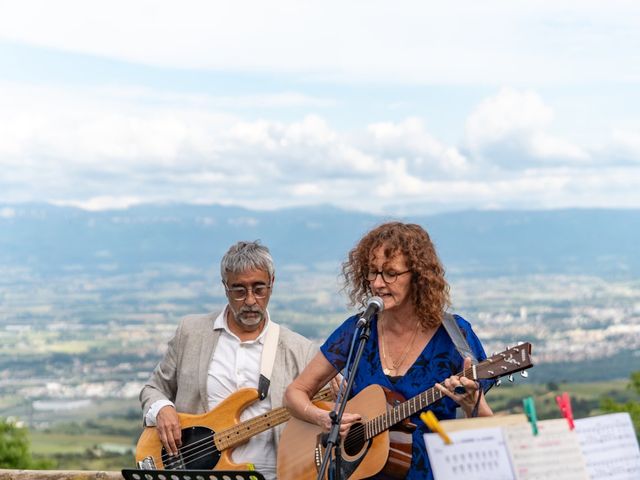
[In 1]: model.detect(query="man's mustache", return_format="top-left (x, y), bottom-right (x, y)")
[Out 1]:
top-left (239, 307), bottom-right (262, 314)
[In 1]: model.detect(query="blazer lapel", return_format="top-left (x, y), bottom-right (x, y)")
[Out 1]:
top-left (198, 313), bottom-right (221, 412)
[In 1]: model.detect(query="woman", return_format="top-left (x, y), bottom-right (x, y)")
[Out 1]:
top-left (284, 222), bottom-right (493, 479)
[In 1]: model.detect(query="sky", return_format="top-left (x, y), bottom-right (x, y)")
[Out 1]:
top-left (1, 0), bottom-right (639, 215)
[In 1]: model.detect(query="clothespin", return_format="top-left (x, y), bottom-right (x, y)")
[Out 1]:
top-left (555, 391), bottom-right (575, 430)
top-left (420, 410), bottom-right (452, 445)
top-left (522, 396), bottom-right (538, 436)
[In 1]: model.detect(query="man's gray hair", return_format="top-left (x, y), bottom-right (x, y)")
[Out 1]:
top-left (220, 240), bottom-right (275, 281)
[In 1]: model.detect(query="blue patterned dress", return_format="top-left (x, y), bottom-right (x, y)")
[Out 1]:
top-left (320, 313), bottom-right (492, 480)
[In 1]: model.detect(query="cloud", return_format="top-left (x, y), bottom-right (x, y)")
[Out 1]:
top-left (364, 118), bottom-right (470, 177)
top-left (465, 88), bottom-right (589, 168)
top-left (1, 1), bottom-right (639, 85)
top-left (0, 81), bottom-right (639, 214)
top-left (609, 129), bottom-right (640, 164)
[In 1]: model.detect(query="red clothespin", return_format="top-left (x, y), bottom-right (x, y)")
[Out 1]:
top-left (555, 391), bottom-right (575, 430)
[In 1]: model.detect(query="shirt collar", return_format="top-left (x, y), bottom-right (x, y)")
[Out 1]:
top-left (213, 305), bottom-right (271, 344)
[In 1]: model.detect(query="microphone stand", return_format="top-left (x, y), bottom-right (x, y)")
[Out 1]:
top-left (316, 317), bottom-right (373, 480)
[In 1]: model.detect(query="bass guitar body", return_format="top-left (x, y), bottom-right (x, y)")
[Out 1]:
top-left (277, 384), bottom-right (412, 480)
top-left (136, 388), bottom-right (259, 470)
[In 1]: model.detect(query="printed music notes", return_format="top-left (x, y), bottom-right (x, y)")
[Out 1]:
top-left (425, 427), bottom-right (515, 480)
top-left (503, 418), bottom-right (589, 479)
top-left (575, 412), bottom-right (640, 480)
top-left (424, 412), bottom-right (640, 480)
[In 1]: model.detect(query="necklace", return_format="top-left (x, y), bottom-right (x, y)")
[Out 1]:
top-left (380, 317), bottom-right (420, 375)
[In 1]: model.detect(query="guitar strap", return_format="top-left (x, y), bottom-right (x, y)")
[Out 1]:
top-left (258, 321), bottom-right (280, 400)
top-left (442, 312), bottom-right (478, 364)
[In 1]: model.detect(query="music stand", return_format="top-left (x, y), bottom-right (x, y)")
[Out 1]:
top-left (122, 469), bottom-right (265, 480)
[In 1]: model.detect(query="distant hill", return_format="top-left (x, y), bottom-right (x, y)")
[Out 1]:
top-left (1, 203), bottom-right (638, 278)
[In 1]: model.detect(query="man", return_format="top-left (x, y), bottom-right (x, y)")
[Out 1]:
top-left (140, 241), bottom-right (316, 479)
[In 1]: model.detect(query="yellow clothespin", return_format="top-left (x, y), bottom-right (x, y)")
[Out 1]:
top-left (523, 396), bottom-right (538, 436)
top-left (420, 410), bottom-right (452, 445)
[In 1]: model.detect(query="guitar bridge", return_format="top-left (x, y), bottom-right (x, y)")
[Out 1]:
top-left (314, 434), bottom-right (325, 471)
top-left (137, 456), bottom-right (156, 470)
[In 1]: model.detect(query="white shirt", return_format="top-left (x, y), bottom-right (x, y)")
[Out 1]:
top-left (146, 307), bottom-right (276, 480)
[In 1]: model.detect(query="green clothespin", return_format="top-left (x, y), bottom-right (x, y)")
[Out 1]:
top-left (523, 396), bottom-right (538, 436)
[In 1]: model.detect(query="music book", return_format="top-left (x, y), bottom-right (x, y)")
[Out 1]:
top-left (424, 412), bottom-right (640, 480)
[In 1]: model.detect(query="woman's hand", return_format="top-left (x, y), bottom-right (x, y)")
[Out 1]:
top-left (312, 408), bottom-right (362, 439)
top-left (435, 357), bottom-right (481, 417)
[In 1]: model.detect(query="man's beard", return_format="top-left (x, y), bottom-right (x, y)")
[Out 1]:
top-left (229, 305), bottom-right (264, 328)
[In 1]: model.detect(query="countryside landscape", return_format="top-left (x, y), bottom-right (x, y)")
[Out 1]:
top-left (1, 204), bottom-right (639, 468)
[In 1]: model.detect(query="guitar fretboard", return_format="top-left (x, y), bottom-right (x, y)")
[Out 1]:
top-left (365, 368), bottom-right (472, 439)
top-left (215, 407), bottom-right (291, 450)
top-left (214, 387), bottom-right (333, 451)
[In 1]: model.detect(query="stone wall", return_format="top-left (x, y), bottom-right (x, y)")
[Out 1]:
top-left (0, 471), bottom-right (122, 480)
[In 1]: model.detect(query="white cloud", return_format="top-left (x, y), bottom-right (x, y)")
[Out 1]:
top-left (610, 129), bottom-right (640, 163)
top-left (465, 88), bottom-right (589, 167)
top-left (1, 1), bottom-right (639, 84)
top-left (0, 81), bottom-right (639, 214)
top-left (365, 118), bottom-right (470, 177)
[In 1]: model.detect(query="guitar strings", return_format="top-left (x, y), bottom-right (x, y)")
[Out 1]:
top-left (156, 388), bottom-right (334, 469)
top-left (337, 383), bottom-right (451, 453)
top-left (157, 380), bottom-right (459, 468)
top-left (160, 432), bottom-right (217, 468)
top-left (159, 410), bottom-right (289, 468)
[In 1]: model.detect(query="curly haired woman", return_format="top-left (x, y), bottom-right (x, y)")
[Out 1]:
top-left (284, 221), bottom-right (493, 479)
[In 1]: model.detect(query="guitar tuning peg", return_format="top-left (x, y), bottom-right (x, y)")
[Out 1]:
top-left (517, 341), bottom-right (525, 346)
top-left (520, 371), bottom-right (529, 378)
top-left (491, 351), bottom-right (497, 356)
top-left (495, 379), bottom-right (502, 387)
top-left (508, 374), bottom-right (514, 382)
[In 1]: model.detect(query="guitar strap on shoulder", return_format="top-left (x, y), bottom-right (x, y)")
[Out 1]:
top-left (442, 312), bottom-right (478, 364)
top-left (258, 321), bottom-right (280, 400)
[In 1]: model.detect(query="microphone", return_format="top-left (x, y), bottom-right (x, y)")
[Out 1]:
top-left (356, 296), bottom-right (384, 328)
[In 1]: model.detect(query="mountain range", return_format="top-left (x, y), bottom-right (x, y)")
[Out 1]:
top-left (1, 203), bottom-right (638, 278)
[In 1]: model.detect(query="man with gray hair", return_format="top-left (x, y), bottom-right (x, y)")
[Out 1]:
top-left (140, 241), bottom-right (316, 479)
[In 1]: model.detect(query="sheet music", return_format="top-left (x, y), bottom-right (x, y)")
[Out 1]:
top-left (424, 427), bottom-right (516, 480)
top-left (575, 412), bottom-right (640, 480)
top-left (503, 418), bottom-right (590, 480)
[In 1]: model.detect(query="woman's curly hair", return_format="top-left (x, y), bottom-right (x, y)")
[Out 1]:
top-left (342, 221), bottom-right (450, 329)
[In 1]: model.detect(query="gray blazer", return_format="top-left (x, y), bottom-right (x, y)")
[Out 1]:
top-left (139, 311), bottom-right (317, 439)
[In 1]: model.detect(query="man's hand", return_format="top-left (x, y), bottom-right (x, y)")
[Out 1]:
top-left (156, 405), bottom-right (182, 456)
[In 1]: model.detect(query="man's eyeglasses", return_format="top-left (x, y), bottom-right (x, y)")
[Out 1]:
top-left (224, 283), bottom-right (272, 301)
top-left (366, 270), bottom-right (411, 284)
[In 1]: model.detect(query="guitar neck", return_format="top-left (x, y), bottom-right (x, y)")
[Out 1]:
top-left (215, 406), bottom-right (291, 450)
top-left (215, 387), bottom-right (333, 451)
top-left (365, 367), bottom-right (472, 440)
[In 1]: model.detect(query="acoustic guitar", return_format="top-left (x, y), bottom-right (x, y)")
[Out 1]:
top-left (277, 343), bottom-right (533, 480)
top-left (136, 386), bottom-right (333, 470)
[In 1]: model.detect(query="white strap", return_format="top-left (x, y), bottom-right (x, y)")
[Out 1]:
top-left (258, 322), bottom-right (280, 400)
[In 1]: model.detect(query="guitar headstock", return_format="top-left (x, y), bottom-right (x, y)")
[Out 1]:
top-left (474, 343), bottom-right (533, 380)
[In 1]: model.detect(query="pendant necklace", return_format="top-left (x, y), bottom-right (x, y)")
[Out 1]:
top-left (380, 317), bottom-right (420, 375)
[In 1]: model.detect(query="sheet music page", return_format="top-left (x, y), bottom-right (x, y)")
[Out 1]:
top-left (503, 418), bottom-right (589, 480)
top-left (575, 412), bottom-right (640, 480)
top-left (424, 427), bottom-right (516, 480)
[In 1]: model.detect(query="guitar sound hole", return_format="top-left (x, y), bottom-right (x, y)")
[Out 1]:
top-left (161, 426), bottom-right (219, 470)
top-left (343, 422), bottom-right (366, 456)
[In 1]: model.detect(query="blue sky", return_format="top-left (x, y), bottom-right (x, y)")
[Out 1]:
top-left (1, 1), bottom-right (639, 214)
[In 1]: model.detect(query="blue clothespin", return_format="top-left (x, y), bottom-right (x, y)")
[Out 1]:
top-left (523, 396), bottom-right (538, 436)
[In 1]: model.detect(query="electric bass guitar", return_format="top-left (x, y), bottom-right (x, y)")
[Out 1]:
top-left (277, 343), bottom-right (533, 480)
top-left (136, 386), bottom-right (333, 470)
